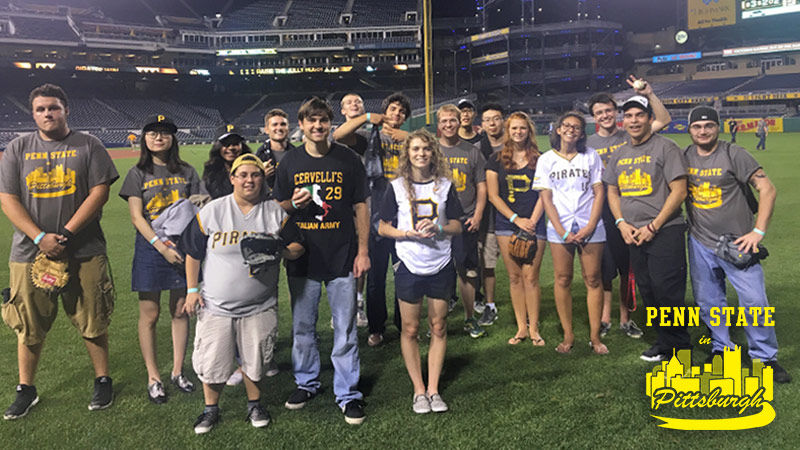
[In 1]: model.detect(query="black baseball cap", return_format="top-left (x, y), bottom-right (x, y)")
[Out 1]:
top-left (621, 95), bottom-right (652, 115)
top-left (142, 115), bottom-right (178, 134)
top-left (688, 106), bottom-right (720, 125)
top-left (457, 98), bottom-right (475, 110)
top-left (216, 123), bottom-right (244, 141)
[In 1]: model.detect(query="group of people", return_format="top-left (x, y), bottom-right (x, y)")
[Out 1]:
top-left (0, 81), bottom-right (789, 434)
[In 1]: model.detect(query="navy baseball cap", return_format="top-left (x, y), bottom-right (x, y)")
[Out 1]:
top-left (216, 123), bottom-right (244, 141)
top-left (142, 115), bottom-right (178, 134)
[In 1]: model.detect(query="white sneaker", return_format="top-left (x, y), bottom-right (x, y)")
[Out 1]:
top-left (226, 369), bottom-right (243, 386)
top-left (412, 394), bottom-right (431, 414)
top-left (265, 360), bottom-right (279, 377)
top-left (356, 310), bottom-right (368, 328)
top-left (428, 393), bottom-right (448, 413)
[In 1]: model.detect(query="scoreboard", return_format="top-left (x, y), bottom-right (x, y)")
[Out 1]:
top-left (741, 0), bottom-right (800, 19)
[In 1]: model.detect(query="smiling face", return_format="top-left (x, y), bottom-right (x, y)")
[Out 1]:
top-left (556, 116), bottom-right (584, 148)
top-left (340, 94), bottom-right (365, 120)
top-left (481, 109), bottom-right (504, 139)
top-left (383, 101), bottom-right (407, 128)
top-left (219, 137), bottom-right (243, 162)
top-left (438, 111), bottom-right (459, 139)
top-left (230, 164), bottom-right (264, 202)
top-left (299, 114), bottom-right (331, 144)
top-left (144, 129), bottom-right (174, 154)
top-left (266, 115), bottom-right (288, 142)
top-left (622, 107), bottom-right (653, 141)
top-left (689, 120), bottom-right (720, 148)
top-left (459, 107), bottom-right (475, 127)
top-left (508, 118), bottom-right (530, 145)
top-left (32, 96), bottom-right (68, 138)
top-left (407, 137), bottom-right (433, 171)
top-left (591, 101), bottom-right (618, 132)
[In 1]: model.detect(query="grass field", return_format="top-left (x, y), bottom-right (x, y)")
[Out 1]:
top-left (0, 132), bottom-right (797, 448)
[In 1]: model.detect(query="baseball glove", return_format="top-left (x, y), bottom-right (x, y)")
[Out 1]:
top-left (30, 252), bottom-right (69, 292)
top-left (240, 232), bottom-right (284, 275)
top-left (509, 229), bottom-right (537, 263)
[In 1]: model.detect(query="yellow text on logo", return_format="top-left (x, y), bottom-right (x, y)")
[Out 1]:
top-left (25, 165), bottom-right (76, 198)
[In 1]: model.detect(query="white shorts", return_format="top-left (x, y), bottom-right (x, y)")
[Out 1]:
top-left (546, 220), bottom-right (606, 244)
top-left (192, 305), bottom-right (278, 384)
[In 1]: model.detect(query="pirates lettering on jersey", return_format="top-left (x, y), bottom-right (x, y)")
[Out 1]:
top-left (549, 168), bottom-right (590, 181)
top-left (411, 198), bottom-right (439, 230)
top-left (595, 142), bottom-right (626, 166)
top-left (617, 169), bottom-right (653, 197)
top-left (505, 174), bottom-right (532, 203)
top-left (210, 229), bottom-right (263, 248)
top-left (25, 164), bottom-right (77, 198)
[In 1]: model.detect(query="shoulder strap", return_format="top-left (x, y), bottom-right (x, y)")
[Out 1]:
top-left (722, 142), bottom-right (759, 214)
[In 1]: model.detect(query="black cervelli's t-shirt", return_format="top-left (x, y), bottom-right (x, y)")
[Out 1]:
top-left (274, 142), bottom-right (369, 279)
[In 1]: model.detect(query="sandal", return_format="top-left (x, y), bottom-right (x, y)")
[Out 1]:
top-left (555, 342), bottom-right (574, 354)
top-left (530, 336), bottom-right (545, 347)
top-left (507, 335), bottom-right (527, 345)
top-left (589, 341), bottom-right (609, 355)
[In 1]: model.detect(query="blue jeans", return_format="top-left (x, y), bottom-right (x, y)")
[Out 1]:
top-left (288, 275), bottom-right (362, 407)
top-left (688, 236), bottom-right (778, 362)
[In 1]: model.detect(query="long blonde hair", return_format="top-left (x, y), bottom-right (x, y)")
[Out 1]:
top-left (397, 129), bottom-right (451, 207)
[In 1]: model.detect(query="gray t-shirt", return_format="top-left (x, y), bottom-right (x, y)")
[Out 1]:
top-left (0, 131), bottom-right (119, 262)
top-left (684, 141), bottom-right (760, 249)
top-left (586, 129), bottom-right (628, 167)
top-left (441, 139), bottom-right (486, 217)
top-left (119, 164), bottom-right (206, 222)
top-left (602, 133), bottom-right (687, 229)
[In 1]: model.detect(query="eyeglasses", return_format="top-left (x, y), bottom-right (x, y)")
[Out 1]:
top-left (560, 124), bottom-right (582, 132)
top-left (145, 131), bottom-right (172, 139)
top-left (482, 116), bottom-right (503, 123)
top-left (233, 172), bottom-right (264, 180)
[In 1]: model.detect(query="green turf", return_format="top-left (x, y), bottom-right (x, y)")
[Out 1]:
top-left (0, 133), bottom-right (796, 447)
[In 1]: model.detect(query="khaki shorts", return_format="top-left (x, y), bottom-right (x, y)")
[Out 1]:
top-left (478, 231), bottom-right (500, 269)
top-left (2, 254), bottom-right (115, 346)
top-left (192, 305), bottom-right (278, 385)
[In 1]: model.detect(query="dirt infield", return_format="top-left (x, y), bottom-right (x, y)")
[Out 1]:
top-left (108, 149), bottom-right (140, 159)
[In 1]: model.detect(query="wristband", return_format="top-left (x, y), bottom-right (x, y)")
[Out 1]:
top-left (33, 231), bottom-right (46, 245)
top-left (615, 218), bottom-right (625, 226)
top-left (562, 231), bottom-right (570, 241)
top-left (437, 224), bottom-right (443, 235)
top-left (366, 112), bottom-right (371, 122)
top-left (646, 223), bottom-right (656, 234)
top-left (149, 236), bottom-right (159, 245)
top-left (186, 287), bottom-right (199, 294)
top-left (509, 213), bottom-right (518, 223)
top-left (753, 227), bottom-right (765, 237)
top-left (291, 199), bottom-right (299, 210)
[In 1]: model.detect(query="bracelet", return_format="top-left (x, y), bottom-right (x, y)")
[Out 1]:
top-left (33, 231), bottom-right (46, 245)
top-left (646, 222), bottom-right (656, 234)
top-left (562, 231), bottom-right (570, 241)
top-left (366, 112), bottom-right (371, 122)
top-left (186, 287), bottom-right (199, 294)
top-left (753, 227), bottom-right (765, 237)
top-left (509, 213), bottom-right (518, 223)
top-left (149, 236), bottom-right (159, 245)
top-left (437, 224), bottom-right (443, 235)
top-left (291, 199), bottom-right (299, 210)
top-left (615, 218), bottom-right (625, 226)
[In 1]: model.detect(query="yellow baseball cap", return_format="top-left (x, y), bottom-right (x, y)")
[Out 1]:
top-left (230, 153), bottom-right (264, 175)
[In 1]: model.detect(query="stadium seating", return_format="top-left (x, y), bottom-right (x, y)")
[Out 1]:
top-left (286, 0), bottom-right (345, 28)
top-left (2, 15), bottom-right (79, 41)
top-left (351, 0), bottom-right (417, 26)
top-left (217, 0), bottom-right (286, 31)
top-left (732, 74), bottom-right (800, 93)
top-left (0, 97), bottom-right (28, 129)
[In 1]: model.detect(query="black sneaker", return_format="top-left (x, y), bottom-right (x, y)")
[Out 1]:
top-left (342, 399), bottom-right (365, 425)
top-left (764, 361), bottom-right (791, 384)
top-left (246, 404), bottom-right (271, 428)
top-left (3, 384), bottom-right (39, 420)
top-left (194, 408), bottom-right (220, 434)
top-left (704, 351), bottom-right (724, 364)
top-left (640, 345), bottom-right (668, 362)
top-left (88, 376), bottom-right (113, 411)
top-left (284, 388), bottom-right (315, 410)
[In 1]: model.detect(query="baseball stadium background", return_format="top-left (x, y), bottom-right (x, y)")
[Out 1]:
top-left (0, 0), bottom-right (799, 446)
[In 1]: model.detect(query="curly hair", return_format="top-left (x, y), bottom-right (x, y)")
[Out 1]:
top-left (499, 111), bottom-right (540, 170)
top-left (397, 129), bottom-right (451, 209)
top-left (549, 111), bottom-right (588, 153)
top-left (202, 139), bottom-right (253, 198)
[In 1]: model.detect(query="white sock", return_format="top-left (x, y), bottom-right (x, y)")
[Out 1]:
top-left (487, 303), bottom-right (497, 312)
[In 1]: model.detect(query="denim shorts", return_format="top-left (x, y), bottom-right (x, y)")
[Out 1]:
top-left (395, 260), bottom-right (456, 303)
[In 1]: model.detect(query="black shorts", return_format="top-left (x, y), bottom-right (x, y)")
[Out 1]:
top-left (395, 260), bottom-right (456, 303)
top-left (601, 219), bottom-right (630, 284)
top-left (451, 220), bottom-right (480, 273)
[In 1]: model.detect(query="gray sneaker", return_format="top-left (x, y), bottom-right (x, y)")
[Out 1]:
top-left (194, 408), bottom-right (220, 434)
top-left (247, 404), bottom-right (271, 428)
top-left (599, 321), bottom-right (611, 338)
top-left (477, 306), bottom-right (497, 326)
top-left (621, 320), bottom-right (643, 339)
top-left (428, 393), bottom-right (448, 413)
top-left (464, 317), bottom-right (486, 339)
top-left (412, 394), bottom-right (431, 414)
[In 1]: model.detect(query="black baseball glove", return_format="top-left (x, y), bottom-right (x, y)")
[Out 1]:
top-left (240, 232), bottom-right (284, 275)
